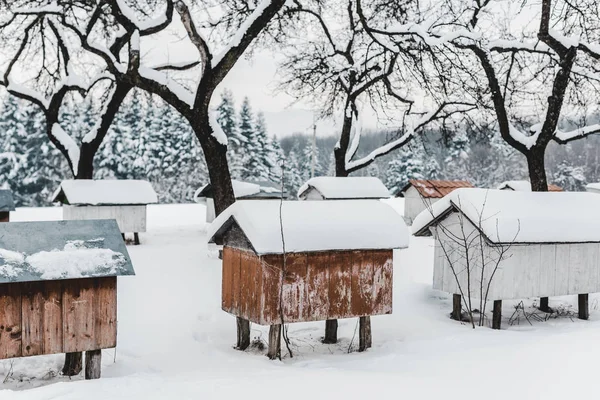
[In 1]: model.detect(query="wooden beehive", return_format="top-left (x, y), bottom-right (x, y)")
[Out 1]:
top-left (0, 277), bottom-right (117, 359)
top-left (0, 219), bottom-right (135, 376)
top-left (0, 189), bottom-right (16, 222)
top-left (209, 200), bottom-right (409, 356)
top-left (221, 247), bottom-right (393, 325)
top-left (52, 180), bottom-right (158, 244)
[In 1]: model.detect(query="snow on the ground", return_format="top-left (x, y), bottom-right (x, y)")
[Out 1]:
top-left (2, 201), bottom-right (600, 399)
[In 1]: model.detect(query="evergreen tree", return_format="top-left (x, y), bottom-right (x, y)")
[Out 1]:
top-left (217, 90), bottom-right (245, 179)
top-left (238, 97), bottom-right (255, 179)
top-left (385, 148), bottom-right (426, 194)
top-left (245, 112), bottom-right (273, 181)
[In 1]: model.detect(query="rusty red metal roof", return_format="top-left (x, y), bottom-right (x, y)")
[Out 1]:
top-left (400, 179), bottom-right (475, 198)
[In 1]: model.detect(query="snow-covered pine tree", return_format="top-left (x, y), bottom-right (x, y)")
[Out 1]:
top-left (245, 112), bottom-right (273, 181)
top-left (385, 148), bottom-right (425, 194)
top-left (217, 90), bottom-right (245, 179)
top-left (269, 135), bottom-right (284, 184)
top-left (0, 96), bottom-right (68, 206)
top-left (238, 97), bottom-right (255, 179)
top-left (283, 143), bottom-right (304, 197)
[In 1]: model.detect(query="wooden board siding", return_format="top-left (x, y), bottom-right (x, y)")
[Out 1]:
top-left (221, 247), bottom-right (394, 325)
top-left (63, 205), bottom-right (147, 233)
top-left (0, 277), bottom-right (117, 360)
top-left (433, 214), bottom-right (600, 301)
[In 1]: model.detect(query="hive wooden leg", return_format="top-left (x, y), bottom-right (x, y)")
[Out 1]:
top-left (62, 352), bottom-right (83, 376)
top-left (578, 294), bottom-right (589, 320)
top-left (359, 316), bottom-right (372, 352)
top-left (134, 232), bottom-right (140, 245)
top-left (539, 297), bottom-right (550, 312)
top-left (267, 324), bottom-right (281, 360)
top-left (451, 294), bottom-right (462, 321)
top-left (323, 319), bottom-right (338, 344)
top-left (121, 233), bottom-right (126, 242)
top-left (492, 300), bottom-right (502, 330)
top-left (85, 350), bottom-right (102, 380)
top-left (236, 317), bottom-right (250, 350)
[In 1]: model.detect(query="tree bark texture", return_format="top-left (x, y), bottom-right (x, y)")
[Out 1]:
top-left (492, 300), bottom-right (502, 330)
top-left (62, 352), bottom-right (83, 376)
top-left (323, 319), bottom-right (338, 344)
top-left (359, 316), bottom-right (372, 352)
top-left (84, 349), bottom-right (102, 380)
top-left (527, 150), bottom-right (549, 192)
top-left (267, 324), bottom-right (281, 360)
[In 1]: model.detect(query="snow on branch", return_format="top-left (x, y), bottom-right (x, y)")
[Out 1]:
top-left (212, 0), bottom-right (274, 66)
top-left (346, 102), bottom-right (474, 172)
top-left (137, 66), bottom-right (194, 107)
top-left (554, 124), bottom-right (600, 144)
top-left (6, 81), bottom-right (49, 110)
top-left (114, 0), bottom-right (173, 33)
top-left (508, 123), bottom-right (540, 150)
top-left (51, 124), bottom-right (80, 175)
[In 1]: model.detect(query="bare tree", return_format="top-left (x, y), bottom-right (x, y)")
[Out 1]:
top-left (280, 0), bottom-right (473, 178)
top-left (427, 192), bottom-right (519, 329)
top-left (1, 0), bottom-right (290, 366)
top-left (362, 0), bottom-right (600, 191)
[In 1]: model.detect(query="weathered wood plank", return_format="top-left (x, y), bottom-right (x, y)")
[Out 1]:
top-left (372, 250), bottom-right (393, 315)
top-left (239, 251), bottom-right (254, 320)
top-left (281, 253), bottom-right (307, 323)
top-left (94, 277), bottom-right (117, 349)
top-left (231, 248), bottom-right (242, 315)
top-left (328, 251), bottom-right (352, 319)
top-left (539, 244), bottom-right (557, 297)
top-left (351, 251), bottom-right (374, 317)
top-left (306, 252), bottom-right (329, 321)
top-left (554, 245), bottom-right (570, 295)
top-left (21, 282), bottom-right (44, 357)
top-left (0, 283), bottom-right (22, 359)
top-left (63, 279), bottom-right (95, 353)
top-left (222, 247), bottom-right (234, 311)
top-left (42, 280), bottom-right (63, 355)
top-left (260, 254), bottom-right (283, 325)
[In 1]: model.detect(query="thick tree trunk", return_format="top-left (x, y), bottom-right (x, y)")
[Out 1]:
top-left (334, 113), bottom-right (354, 177)
top-left (526, 150), bottom-right (549, 192)
top-left (75, 145), bottom-right (96, 179)
top-left (62, 352), bottom-right (83, 376)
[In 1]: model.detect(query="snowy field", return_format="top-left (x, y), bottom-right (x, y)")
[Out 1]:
top-left (2, 201), bottom-right (600, 399)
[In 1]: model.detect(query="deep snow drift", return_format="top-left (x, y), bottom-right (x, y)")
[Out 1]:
top-left (2, 201), bottom-right (600, 400)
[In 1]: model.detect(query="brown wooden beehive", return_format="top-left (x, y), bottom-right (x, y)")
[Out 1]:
top-left (0, 219), bottom-right (134, 377)
top-left (222, 247), bottom-right (393, 325)
top-left (0, 277), bottom-right (117, 359)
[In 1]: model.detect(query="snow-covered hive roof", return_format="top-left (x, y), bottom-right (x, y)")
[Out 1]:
top-left (297, 177), bottom-right (391, 200)
top-left (0, 220), bottom-right (135, 283)
top-left (412, 188), bottom-right (600, 244)
top-left (52, 179), bottom-right (158, 205)
top-left (208, 200), bottom-right (409, 255)
top-left (398, 179), bottom-right (474, 198)
top-left (498, 180), bottom-right (562, 192)
top-left (194, 179), bottom-right (283, 202)
top-left (586, 183), bottom-right (600, 193)
top-left (0, 189), bottom-right (15, 212)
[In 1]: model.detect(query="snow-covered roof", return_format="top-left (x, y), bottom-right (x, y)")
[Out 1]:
top-left (0, 220), bottom-right (135, 283)
top-left (398, 179), bottom-right (474, 198)
top-left (208, 200), bottom-right (409, 255)
top-left (0, 190), bottom-right (15, 212)
top-left (497, 180), bottom-right (562, 192)
top-left (52, 180), bottom-right (158, 205)
top-left (297, 177), bottom-right (391, 200)
top-left (194, 179), bottom-right (283, 201)
top-left (412, 188), bottom-right (600, 244)
top-left (586, 183), bottom-right (600, 193)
